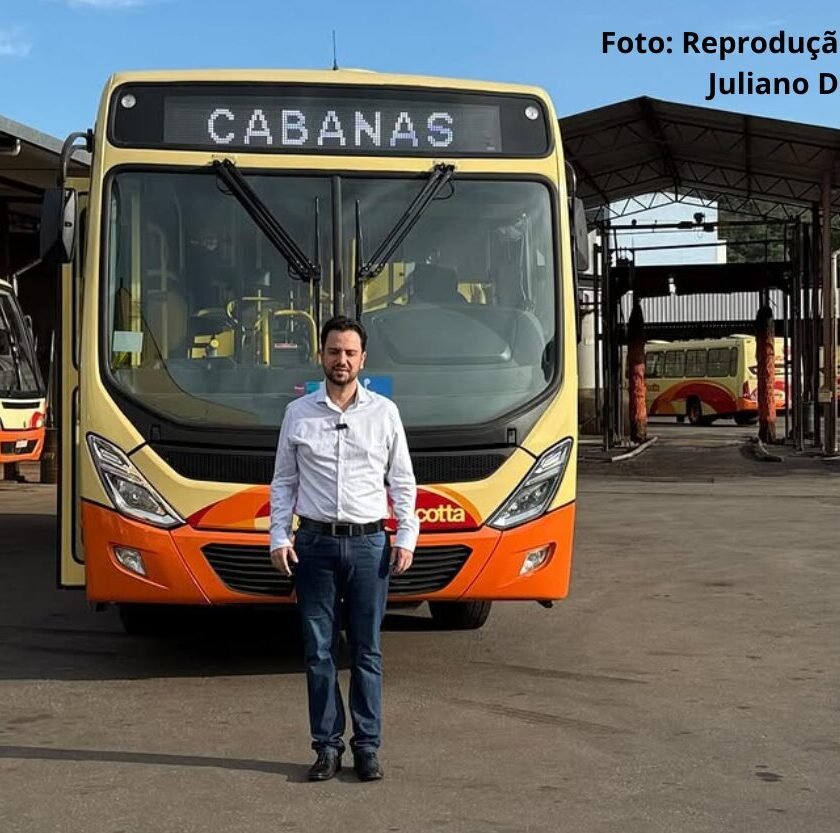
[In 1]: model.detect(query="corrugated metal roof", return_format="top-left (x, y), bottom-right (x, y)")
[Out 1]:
top-left (560, 96), bottom-right (840, 218)
top-left (0, 113), bottom-right (89, 224)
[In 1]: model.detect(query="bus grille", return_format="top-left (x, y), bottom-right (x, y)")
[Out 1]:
top-left (202, 544), bottom-right (294, 597)
top-left (201, 543), bottom-right (471, 597)
top-left (388, 545), bottom-right (472, 595)
top-left (0, 440), bottom-right (37, 456)
top-left (1, 400), bottom-right (40, 409)
top-left (411, 453), bottom-right (507, 484)
top-left (158, 448), bottom-right (275, 485)
top-left (155, 444), bottom-right (507, 485)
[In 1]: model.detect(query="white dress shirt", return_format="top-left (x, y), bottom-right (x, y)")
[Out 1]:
top-left (270, 382), bottom-right (419, 552)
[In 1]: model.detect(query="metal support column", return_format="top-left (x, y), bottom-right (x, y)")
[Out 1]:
top-left (593, 243), bottom-right (602, 435)
top-left (821, 171), bottom-right (837, 455)
top-left (783, 285), bottom-right (790, 443)
top-left (791, 221), bottom-right (804, 450)
top-left (0, 202), bottom-right (21, 482)
top-left (810, 208), bottom-right (822, 447)
top-left (600, 221), bottom-right (613, 450)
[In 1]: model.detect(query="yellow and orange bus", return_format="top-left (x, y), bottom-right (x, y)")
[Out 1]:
top-left (644, 336), bottom-right (787, 425)
top-left (42, 69), bottom-right (582, 633)
top-left (0, 277), bottom-right (45, 465)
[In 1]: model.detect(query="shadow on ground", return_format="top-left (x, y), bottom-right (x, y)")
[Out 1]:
top-left (0, 511), bottom-right (443, 683)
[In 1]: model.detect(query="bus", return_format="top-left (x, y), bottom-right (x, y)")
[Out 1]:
top-left (0, 277), bottom-right (46, 465)
top-left (643, 335), bottom-right (787, 425)
top-left (41, 69), bottom-right (583, 633)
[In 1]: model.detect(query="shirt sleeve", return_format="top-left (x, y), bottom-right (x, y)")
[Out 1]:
top-left (270, 410), bottom-right (298, 551)
top-left (386, 407), bottom-right (419, 552)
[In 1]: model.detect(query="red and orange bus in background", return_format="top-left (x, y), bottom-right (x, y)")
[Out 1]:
top-left (643, 335), bottom-right (787, 425)
top-left (0, 277), bottom-right (45, 465)
top-left (41, 69), bottom-right (585, 633)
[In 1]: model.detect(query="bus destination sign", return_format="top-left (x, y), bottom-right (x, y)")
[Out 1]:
top-left (110, 85), bottom-right (551, 157)
top-left (164, 96), bottom-right (503, 154)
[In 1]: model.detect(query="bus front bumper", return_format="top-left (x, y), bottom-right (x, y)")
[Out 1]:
top-left (81, 500), bottom-right (576, 605)
top-left (0, 427), bottom-right (44, 463)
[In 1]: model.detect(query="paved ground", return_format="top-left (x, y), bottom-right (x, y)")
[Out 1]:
top-left (582, 419), bottom-right (840, 479)
top-left (1, 445), bottom-right (838, 833)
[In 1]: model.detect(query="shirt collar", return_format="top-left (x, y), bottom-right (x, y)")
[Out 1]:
top-left (315, 379), bottom-right (371, 409)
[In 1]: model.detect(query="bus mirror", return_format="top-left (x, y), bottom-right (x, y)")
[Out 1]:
top-left (40, 187), bottom-right (77, 264)
top-left (572, 197), bottom-right (589, 273)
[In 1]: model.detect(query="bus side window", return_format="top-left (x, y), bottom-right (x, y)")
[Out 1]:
top-left (664, 350), bottom-right (685, 378)
top-left (645, 351), bottom-right (662, 378)
top-left (729, 346), bottom-right (739, 376)
top-left (686, 349), bottom-right (707, 377)
top-left (707, 348), bottom-right (730, 377)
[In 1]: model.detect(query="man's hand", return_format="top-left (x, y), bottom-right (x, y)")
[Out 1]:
top-left (390, 547), bottom-right (413, 576)
top-left (270, 546), bottom-right (298, 576)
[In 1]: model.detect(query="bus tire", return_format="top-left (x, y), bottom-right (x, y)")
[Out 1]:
top-left (118, 603), bottom-right (169, 637)
top-left (429, 600), bottom-right (492, 630)
top-left (686, 398), bottom-right (703, 426)
top-left (734, 412), bottom-right (758, 426)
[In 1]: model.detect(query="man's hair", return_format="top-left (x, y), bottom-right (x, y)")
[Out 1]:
top-left (320, 315), bottom-right (367, 351)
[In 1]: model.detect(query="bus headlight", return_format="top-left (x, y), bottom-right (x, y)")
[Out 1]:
top-left (488, 438), bottom-right (573, 530)
top-left (87, 434), bottom-right (184, 529)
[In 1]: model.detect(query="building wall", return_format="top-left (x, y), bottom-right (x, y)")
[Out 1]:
top-left (620, 290), bottom-right (786, 326)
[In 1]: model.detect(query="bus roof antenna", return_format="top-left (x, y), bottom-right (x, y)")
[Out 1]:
top-left (332, 30), bottom-right (339, 70)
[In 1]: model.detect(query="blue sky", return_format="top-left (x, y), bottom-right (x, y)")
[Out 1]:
top-left (2, 0), bottom-right (840, 139)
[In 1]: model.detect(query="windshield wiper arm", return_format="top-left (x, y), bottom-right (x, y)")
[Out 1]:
top-left (355, 163), bottom-right (455, 283)
top-left (212, 159), bottom-right (320, 281)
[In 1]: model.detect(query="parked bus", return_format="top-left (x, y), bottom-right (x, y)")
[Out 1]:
top-left (41, 70), bottom-right (584, 633)
top-left (0, 277), bottom-right (46, 465)
top-left (643, 335), bottom-right (787, 425)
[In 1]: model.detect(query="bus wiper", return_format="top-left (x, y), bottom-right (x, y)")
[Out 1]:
top-left (355, 163), bottom-right (455, 313)
top-left (212, 159), bottom-right (321, 282)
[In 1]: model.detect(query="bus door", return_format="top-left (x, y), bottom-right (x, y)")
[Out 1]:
top-left (59, 180), bottom-right (87, 588)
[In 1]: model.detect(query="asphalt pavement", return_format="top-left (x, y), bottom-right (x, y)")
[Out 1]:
top-left (1, 443), bottom-right (838, 833)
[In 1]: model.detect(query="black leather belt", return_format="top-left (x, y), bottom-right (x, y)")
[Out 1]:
top-left (298, 517), bottom-right (385, 537)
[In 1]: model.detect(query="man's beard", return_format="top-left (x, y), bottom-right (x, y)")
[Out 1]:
top-left (324, 366), bottom-right (358, 387)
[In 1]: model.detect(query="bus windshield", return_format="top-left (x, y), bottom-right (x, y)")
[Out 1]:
top-left (104, 170), bottom-right (557, 429)
top-left (0, 288), bottom-right (42, 398)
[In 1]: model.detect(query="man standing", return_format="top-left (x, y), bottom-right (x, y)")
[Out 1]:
top-left (270, 315), bottom-right (418, 782)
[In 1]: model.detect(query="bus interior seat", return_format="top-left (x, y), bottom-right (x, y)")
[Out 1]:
top-left (188, 307), bottom-right (238, 359)
top-left (410, 264), bottom-right (466, 304)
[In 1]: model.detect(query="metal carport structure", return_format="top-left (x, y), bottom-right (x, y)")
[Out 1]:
top-left (560, 96), bottom-right (840, 453)
top-left (1, 115), bottom-right (88, 481)
top-left (0, 114), bottom-right (88, 372)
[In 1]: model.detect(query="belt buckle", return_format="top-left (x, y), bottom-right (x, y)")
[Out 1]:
top-left (330, 522), bottom-right (349, 536)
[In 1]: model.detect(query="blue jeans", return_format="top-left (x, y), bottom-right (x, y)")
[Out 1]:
top-left (293, 528), bottom-right (390, 755)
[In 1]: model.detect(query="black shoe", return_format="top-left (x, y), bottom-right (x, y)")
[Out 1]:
top-left (308, 750), bottom-right (342, 781)
top-left (353, 751), bottom-right (384, 781)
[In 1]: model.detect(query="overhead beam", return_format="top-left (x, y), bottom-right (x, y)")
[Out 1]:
top-left (0, 173), bottom-right (44, 196)
top-left (637, 98), bottom-right (681, 195)
top-left (564, 151), bottom-right (611, 206)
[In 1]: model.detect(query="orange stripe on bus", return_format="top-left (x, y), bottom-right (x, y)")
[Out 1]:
top-left (650, 381), bottom-right (737, 415)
